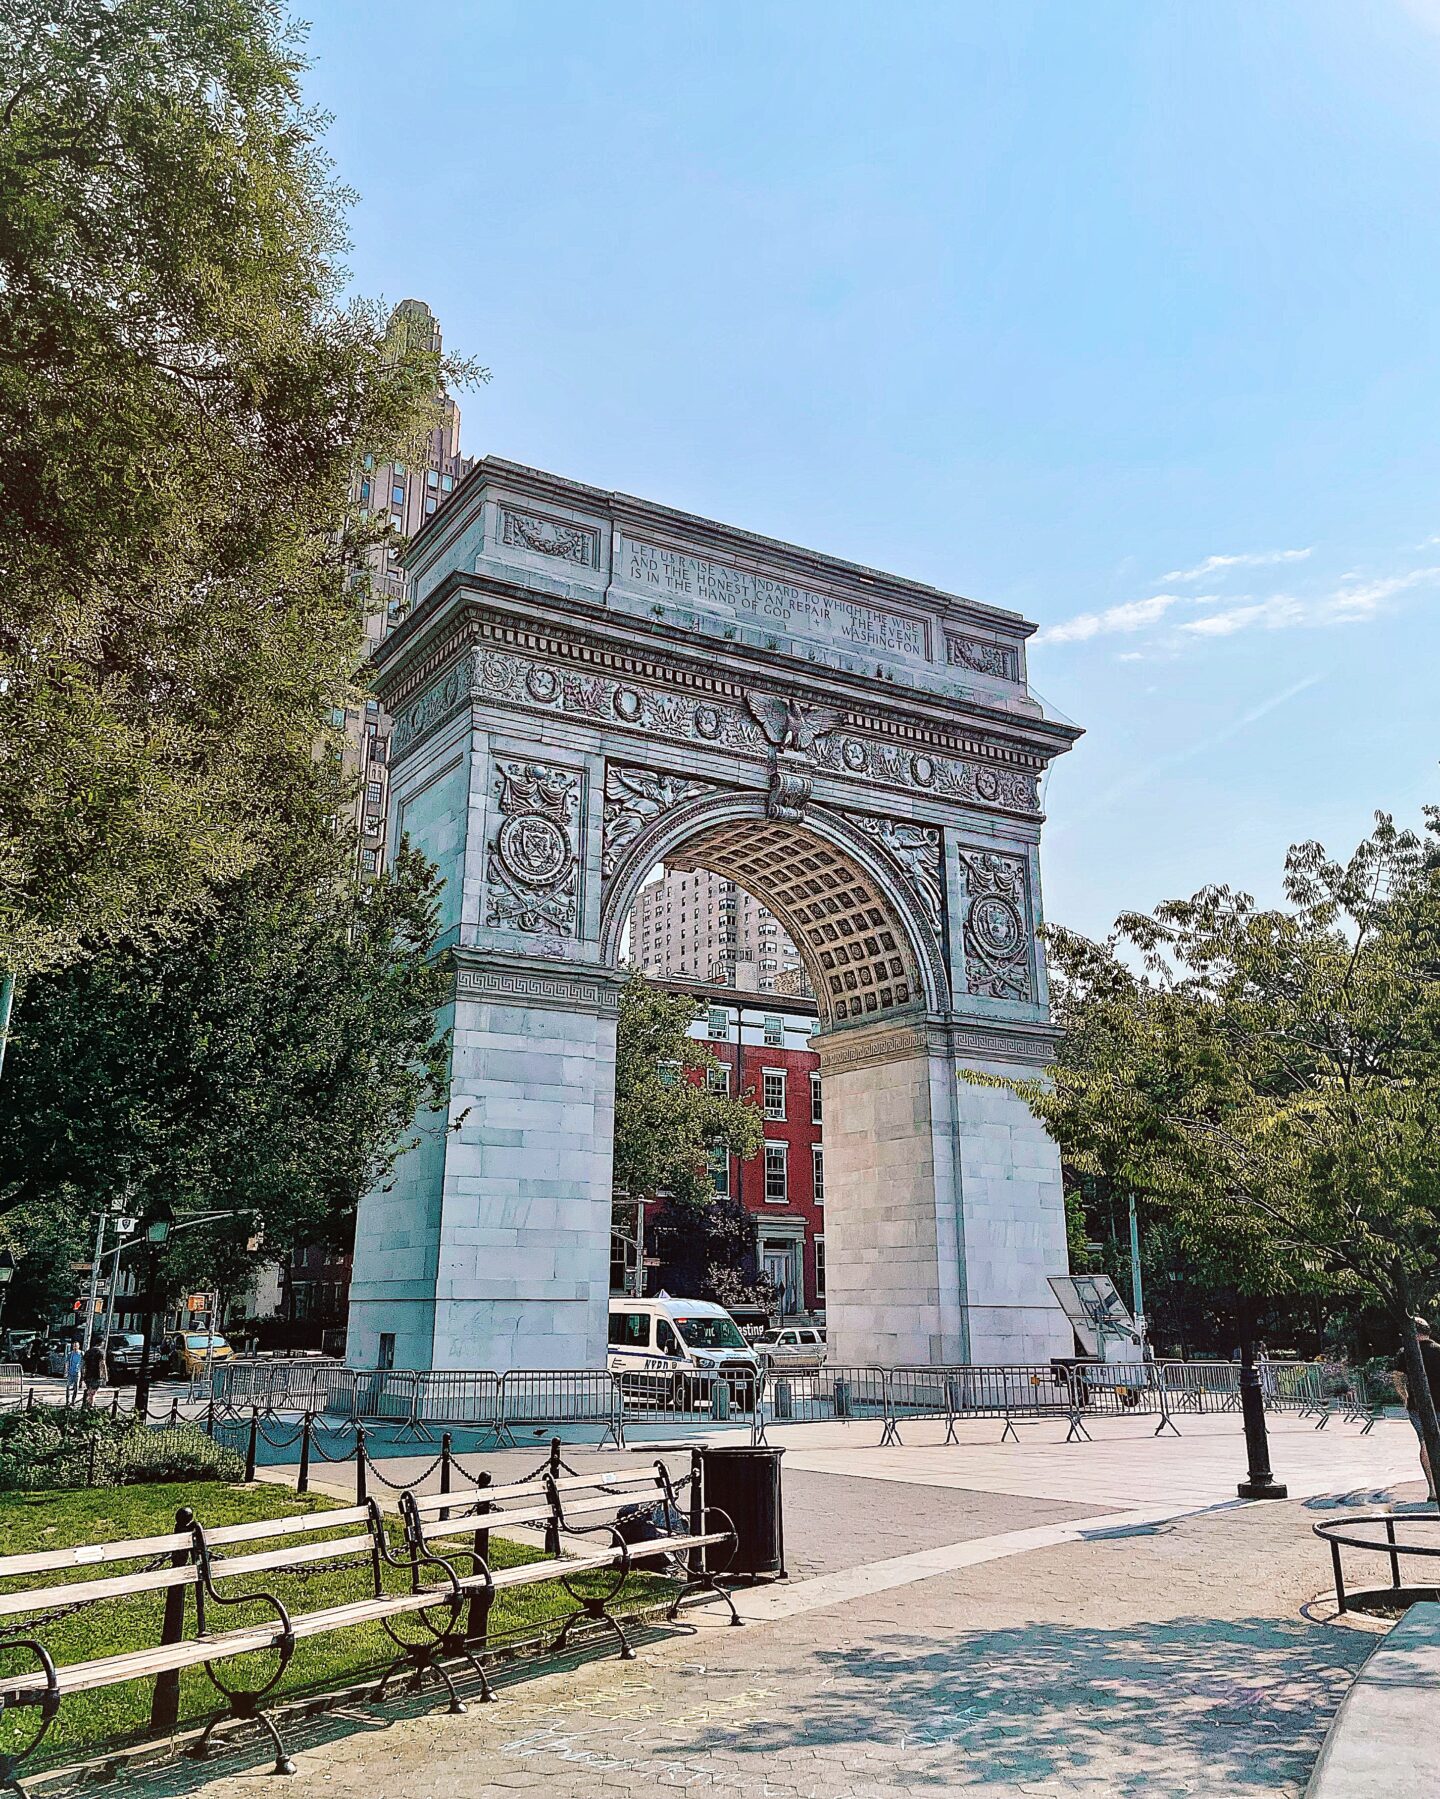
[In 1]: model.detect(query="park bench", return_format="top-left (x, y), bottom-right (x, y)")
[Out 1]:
top-left (398, 1456), bottom-right (740, 1688)
top-left (0, 1499), bottom-right (478, 1792)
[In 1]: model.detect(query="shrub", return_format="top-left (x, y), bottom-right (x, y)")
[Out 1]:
top-left (0, 1408), bottom-right (243, 1492)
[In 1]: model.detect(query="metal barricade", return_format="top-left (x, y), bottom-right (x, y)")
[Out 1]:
top-left (501, 1370), bottom-right (622, 1448)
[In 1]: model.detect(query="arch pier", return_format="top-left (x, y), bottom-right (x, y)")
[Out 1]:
top-left (345, 460), bottom-right (1083, 1373)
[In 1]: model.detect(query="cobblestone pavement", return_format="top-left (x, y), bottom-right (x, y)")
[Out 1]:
top-left (168, 1432), bottom-right (1422, 1799)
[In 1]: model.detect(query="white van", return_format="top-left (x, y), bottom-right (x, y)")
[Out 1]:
top-left (607, 1296), bottom-right (762, 1408)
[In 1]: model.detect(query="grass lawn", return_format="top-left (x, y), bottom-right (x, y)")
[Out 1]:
top-left (0, 1481), bottom-right (676, 1772)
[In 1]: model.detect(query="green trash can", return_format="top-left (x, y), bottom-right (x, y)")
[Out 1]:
top-left (697, 1444), bottom-right (786, 1580)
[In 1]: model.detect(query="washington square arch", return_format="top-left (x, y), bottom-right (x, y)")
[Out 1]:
top-left (344, 460), bottom-right (1084, 1375)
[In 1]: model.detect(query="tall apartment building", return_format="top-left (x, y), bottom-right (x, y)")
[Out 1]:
top-left (627, 868), bottom-right (807, 993)
top-left (340, 299), bottom-right (474, 879)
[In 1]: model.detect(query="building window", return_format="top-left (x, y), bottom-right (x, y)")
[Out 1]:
top-left (359, 479), bottom-right (371, 503)
top-left (812, 1145), bottom-right (824, 1204)
top-left (763, 1015), bottom-right (783, 1047)
top-left (707, 1006), bottom-right (729, 1040)
top-left (814, 1236), bottom-right (826, 1299)
top-left (710, 1146), bottom-right (729, 1196)
top-left (390, 515), bottom-right (403, 533)
top-left (764, 1142), bottom-right (787, 1204)
top-left (361, 848), bottom-right (378, 872)
top-left (706, 1065), bottom-right (730, 1095)
top-left (441, 473), bottom-right (454, 492)
top-left (366, 779), bottom-right (384, 807)
top-left (810, 1074), bottom-right (822, 1125)
top-left (762, 1069), bottom-right (786, 1119)
top-left (391, 484), bottom-right (406, 507)
top-left (427, 469), bottom-right (439, 488)
top-left (425, 496), bottom-right (437, 515)
top-left (363, 453), bottom-right (375, 471)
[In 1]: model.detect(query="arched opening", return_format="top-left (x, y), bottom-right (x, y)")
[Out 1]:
top-left (600, 794), bottom-right (947, 1030)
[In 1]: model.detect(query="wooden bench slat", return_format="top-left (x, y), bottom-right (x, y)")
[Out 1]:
top-left (0, 1530), bottom-right (194, 1580)
top-left (215, 1533), bottom-right (376, 1580)
top-left (0, 1561), bottom-right (197, 1619)
top-left (203, 1506), bottom-right (372, 1548)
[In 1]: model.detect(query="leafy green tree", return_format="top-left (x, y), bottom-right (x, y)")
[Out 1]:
top-left (612, 976), bottom-right (766, 1304)
top-left (0, 815), bottom-right (452, 1315)
top-left (0, 0), bottom-right (481, 977)
top-left (1022, 810), bottom-right (1440, 1485)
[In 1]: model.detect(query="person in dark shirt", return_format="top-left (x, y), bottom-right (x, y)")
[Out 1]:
top-left (1392, 1317), bottom-right (1440, 1502)
top-left (81, 1338), bottom-right (108, 1409)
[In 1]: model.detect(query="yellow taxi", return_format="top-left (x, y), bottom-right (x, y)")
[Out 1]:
top-left (166, 1331), bottom-right (235, 1378)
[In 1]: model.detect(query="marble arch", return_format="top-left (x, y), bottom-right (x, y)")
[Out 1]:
top-left (345, 460), bottom-right (1084, 1374)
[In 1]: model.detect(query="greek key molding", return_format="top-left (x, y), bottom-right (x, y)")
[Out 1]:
top-left (949, 1023), bottom-right (1058, 1066)
top-left (454, 963), bottom-right (623, 1015)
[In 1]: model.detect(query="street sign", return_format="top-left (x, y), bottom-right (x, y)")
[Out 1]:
top-left (114, 1215), bottom-right (137, 1236)
top-left (186, 1293), bottom-right (208, 1313)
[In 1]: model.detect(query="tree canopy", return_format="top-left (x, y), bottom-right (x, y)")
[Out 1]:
top-left (612, 976), bottom-right (768, 1305)
top-left (0, 0), bottom-right (480, 975)
top-left (0, 804), bottom-right (452, 1305)
top-left (1026, 808), bottom-right (1440, 1476)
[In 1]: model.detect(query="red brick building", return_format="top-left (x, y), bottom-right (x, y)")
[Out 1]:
top-left (670, 980), bottom-right (825, 1317)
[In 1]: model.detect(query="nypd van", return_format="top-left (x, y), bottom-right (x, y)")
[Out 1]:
top-left (607, 1296), bottom-right (762, 1408)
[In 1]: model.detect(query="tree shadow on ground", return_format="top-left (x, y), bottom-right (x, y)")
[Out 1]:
top-left (654, 1615), bottom-right (1373, 1797)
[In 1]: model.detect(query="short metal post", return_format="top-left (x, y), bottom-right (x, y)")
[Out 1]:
top-left (25, 1386), bottom-right (34, 1414)
top-left (244, 1407), bottom-right (259, 1482)
top-left (548, 1436), bottom-right (562, 1480)
top-left (205, 1396), bottom-right (216, 1439)
top-left (355, 1425), bottom-right (368, 1505)
top-left (1331, 1537), bottom-right (1347, 1613)
top-left (297, 1413), bottom-right (312, 1496)
top-left (1386, 1517), bottom-right (1401, 1590)
top-left (110, 1389), bottom-right (119, 1419)
top-left (1237, 1342), bottom-right (1287, 1500)
top-left (440, 1431), bottom-right (452, 1524)
top-left (168, 1397), bottom-right (180, 1426)
top-left (150, 1505), bottom-right (196, 1734)
top-left (466, 1472), bottom-right (493, 1647)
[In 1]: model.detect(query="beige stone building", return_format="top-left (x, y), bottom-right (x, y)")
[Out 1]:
top-left (627, 867), bottom-right (808, 992)
top-left (339, 300), bottom-right (473, 879)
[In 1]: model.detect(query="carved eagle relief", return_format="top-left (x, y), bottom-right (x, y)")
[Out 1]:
top-left (745, 693), bottom-right (844, 753)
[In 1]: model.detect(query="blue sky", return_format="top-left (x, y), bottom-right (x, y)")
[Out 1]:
top-left (300, 1), bottom-right (1440, 939)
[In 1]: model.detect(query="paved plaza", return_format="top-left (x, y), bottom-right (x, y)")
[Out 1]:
top-left (134, 1411), bottom-right (1425, 1799)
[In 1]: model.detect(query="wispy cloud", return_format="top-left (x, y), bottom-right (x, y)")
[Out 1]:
top-left (1178, 566), bottom-right (1440, 638)
top-left (1036, 592), bottom-right (1196, 645)
top-left (1160, 547), bottom-right (1312, 583)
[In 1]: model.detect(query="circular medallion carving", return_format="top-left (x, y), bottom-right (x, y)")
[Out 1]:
top-left (613, 688), bottom-right (642, 722)
top-left (975, 766), bottom-right (1000, 801)
top-left (842, 738), bottom-right (867, 772)
top-left (525, 666), bottom-right (560, 703)
top-left (693, 703), bottom-right (721, 739)
top-left (969, 893), bottom-right (1023, 959)
top-left (497, 814), bottom-right (570, 887)
top-left (910, 754), bottom-right (935, 787)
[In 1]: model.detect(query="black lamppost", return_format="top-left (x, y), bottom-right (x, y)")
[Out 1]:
top-left (1237, 1316), bottom-right (1287, 1500)
top-left (133, 1201), bottom-right (173, 1419)
top-left (0, 1248), bottom-right (15, 1332)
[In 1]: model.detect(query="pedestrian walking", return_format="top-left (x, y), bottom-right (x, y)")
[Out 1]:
top-left (1392, 1317), bottom-right (1440, 1502)
top-left (82, 1337), bottom-right (108, 1409)
top-left (63, 1338), bottom-right (83, 1406)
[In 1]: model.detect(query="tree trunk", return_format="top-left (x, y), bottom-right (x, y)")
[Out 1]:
top-left (1397, 1305), bottom-right (1440, 1503)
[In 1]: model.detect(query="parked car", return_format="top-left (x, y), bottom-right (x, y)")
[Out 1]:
top-left (755, 1325), bottom-right (827, 1374)
top-left (166, 1332), bottom-right (235, 1379)
top-left (104, 1332), bottom-right (148, 1381)
top-left (0, 1329), bottom-right (38, 1368)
